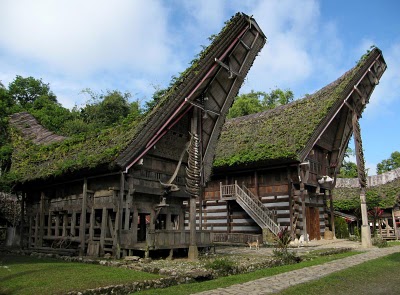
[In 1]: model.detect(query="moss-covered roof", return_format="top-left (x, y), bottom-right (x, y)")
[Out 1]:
top-left (214, 48), bottom-right (382, 168)
top-left (9, 13), bottom-right (261, 184)
top-left (333, 178), bottom-right (400, 210)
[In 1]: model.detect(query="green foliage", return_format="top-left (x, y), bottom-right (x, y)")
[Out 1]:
top-left (333, 178), bottom-right (400, 210)
top-left (337, 160), bottom-right (358, 178)
top-left (334, 217), bottom-right (349, 239)
top-left (377, 151), bottom-right (400, 174)
top-left (273, 227), bottom-right (300, 265)
top-left (8, 75), bottom-right (57, 107)
top-left (372, 235), bottom-right (388, 248)
top-left (262, 88), bottom-right (294, 109)
top-left (227, 91), bottom-right (265, 118)
top-left (205, 258), bottom-right (235, 274)
top-left (227, 89), bottom-right (294, 119)
top-left (215, 49), bottom-right (380, 168)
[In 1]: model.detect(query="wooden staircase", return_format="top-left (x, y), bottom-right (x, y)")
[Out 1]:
top-left (220, 182), bottom-right (280, 236)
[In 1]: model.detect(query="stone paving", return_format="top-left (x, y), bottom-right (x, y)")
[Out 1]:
top-left (194, 245), bottom-right (400, 295)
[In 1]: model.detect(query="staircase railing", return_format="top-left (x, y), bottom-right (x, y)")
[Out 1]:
top-left (220, 182), bottom-right (280, 235)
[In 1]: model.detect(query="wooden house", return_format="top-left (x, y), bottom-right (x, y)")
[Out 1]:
top-left (200, 48), bottom-right (387, 242)
top-left (334, 168), bottom-right (400, 240)
top-left (9, 13), bottom-right (266, 258)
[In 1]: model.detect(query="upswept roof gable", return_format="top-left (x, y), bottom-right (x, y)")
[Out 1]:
top-left (9, 13), bottom-right (265, 184)
top-left (214, 48), bottom-right (385, 169)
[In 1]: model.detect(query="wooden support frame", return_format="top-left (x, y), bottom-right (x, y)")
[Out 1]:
top-left (80, 178), bottom-right (88, 255)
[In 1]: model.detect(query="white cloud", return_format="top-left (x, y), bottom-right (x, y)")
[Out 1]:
top-left (0, 0), bottom-right (179, 76)
top-left (365, 42), bottom-right (400, 117)
top-left (238, 0), bottom-right (322, 93)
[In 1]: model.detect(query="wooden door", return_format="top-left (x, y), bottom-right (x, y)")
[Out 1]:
top-left (306, 207), bottom-right (321, 240)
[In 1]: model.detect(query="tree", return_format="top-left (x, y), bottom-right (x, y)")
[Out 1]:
top-left (377, 151), bottom-right (400, 174)
top-left (337, 161), bottom-right (358, 178)
top-left (80, 89), bottom-right (137, 129)
top-left (227, 88), bottom-right (294, 119)
top-left (144, 87), bottom-right (168, 113)
top-left (337, 147), bottom-right (358, 178)
top-left (8, 75), bottom-right (57, 107)
top-left (227, 91), bottom-right (264, 118)
top-left (262, 88), bottom-right (294, 109)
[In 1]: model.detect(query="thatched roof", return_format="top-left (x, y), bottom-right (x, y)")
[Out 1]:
top-left (333, 168), bottom-right (400, 210)
top-left (9, 13), bottom-right (265, 184)
top-left (9, 112), bottom-right (67, 145)
top-left (213, 48), bottom-right (384, 169)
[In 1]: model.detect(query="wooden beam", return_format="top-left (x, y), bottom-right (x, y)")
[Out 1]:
top-left (80, 178), bottom-right (88, 255)
top-left (39, 192), bottom-right (45, 247)
top-left (89, 206), bottom-right (95, 241)
top-left (100, 207), bottom-right (107, 255)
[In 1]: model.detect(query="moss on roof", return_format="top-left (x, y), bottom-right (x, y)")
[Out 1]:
top-left (214, 49), bottom-right (380, 168)
top-left (9, 117), bottom-right (142, 182)
top-left (9, 13), bottom-right (251, 184)
top-left (333, 178), bottom-right (400, 210)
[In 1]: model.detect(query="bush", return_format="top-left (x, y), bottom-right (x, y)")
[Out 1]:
top-left (372, 235), bottom-right (388, 248)
top-left (334, 217), bottom-right (349, 239)
top-left (349, 226), bottom-right (361, 242)
top-left (205, 258), bottom-right (235, 274)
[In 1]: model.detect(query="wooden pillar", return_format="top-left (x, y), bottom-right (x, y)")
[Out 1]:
top-left (39, 192), bottom-right (45, 247)
top-left (166, 212), bottom-right (172, 230)
top-left (255, 171), bottom-right (259, 197)
top-left (100, 207), bottom-right (107, 255)
top-left (28, 215), bottom-right (33, 248)
top-left (329, 191), bottom-right (336, 237)
top-left (124, 194), bottom-right (131, 230)
top-left (392, 209), bottom-right (398, 240)
top-left (188, 108), bottom-right (199, 260)
top-left (79, 178), bottom-right (88, 256)
top-left (55, 214), bottom-right (60, 237)
top-left (301, 187), bottom-right (308, 242)
top-left (113, 172), bottom-right (125, 258)
top-left (34, 212), bottom-right (39, 247)
top-left (20, 192), bottom-right (25, 249)
top-left (62, 213), bottom-right (67, 237)
top-left (131, 205), bottom-right (138, 244)
top-left (71, 211), bottom-right (76, 237)
top-left (89, 207), bottom-right (95, 241)
top-left (47, 211), bottom-right (52, 236)
top-left (352, 113), bottom-right (372, 248)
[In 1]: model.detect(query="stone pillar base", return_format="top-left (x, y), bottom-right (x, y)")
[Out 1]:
top-left (188, 245), bottom-right (199, 260)
top-left (361, 225), bottom-right (372, 248)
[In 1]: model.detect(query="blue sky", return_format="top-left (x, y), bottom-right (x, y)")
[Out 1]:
top-left (0, 0), bottom-right (399, 175)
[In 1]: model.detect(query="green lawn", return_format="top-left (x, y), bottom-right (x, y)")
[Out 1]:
top-left (278, 252), bottom-right (400, 295)
top-left (136, 251), bottom-right (359, 295)
top-left (0, 255), bottom-right (161, 295)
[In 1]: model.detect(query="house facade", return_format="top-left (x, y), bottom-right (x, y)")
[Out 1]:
top-left (199, 48), bottom-right (387, 242)
top-left (9, 13), bottom-right (266, 258)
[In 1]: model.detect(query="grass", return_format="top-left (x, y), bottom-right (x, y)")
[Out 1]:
top-left (278, 252), bottom-right (400, 295)
top-left (135, 251), bottom-right (359, 295)
top-left (0, 254), bottom-right (161, 295)
top-left (388, 240), bottom-right (400, 246)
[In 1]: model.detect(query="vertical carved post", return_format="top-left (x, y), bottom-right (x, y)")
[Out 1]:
top-left (352, 112), bottom-right (372, 248)
top-left (188, 108), bottom-right (199, 260)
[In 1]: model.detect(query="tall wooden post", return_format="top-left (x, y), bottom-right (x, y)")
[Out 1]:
top-left (329, 191), bottom-right (336, 237)
top-left (79, 178), bottom-right (88, 256)
top-left (188, 108), bottom-right (199, 260)
top-left (114, 172), bottom-right (125, 259)
top-left (39, 192), bottom-right (45, 247)
top-left (100, 207), bottom-right (107, 255)
top-left (352, 113), bottom-right (372, 248)
top-left (20, 192), bottom-right (25, 248)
